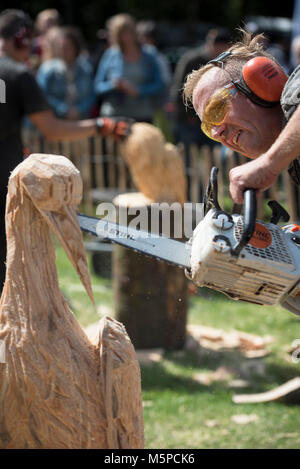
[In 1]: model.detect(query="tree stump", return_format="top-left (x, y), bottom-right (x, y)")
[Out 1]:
top-left (113, 192), bottom-right (188, 350)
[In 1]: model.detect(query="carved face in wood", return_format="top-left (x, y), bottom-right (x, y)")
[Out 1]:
top-left (10, 153), bottom-right (93, 302)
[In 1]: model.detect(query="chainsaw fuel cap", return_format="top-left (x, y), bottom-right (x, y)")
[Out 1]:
top-left (212, 211), bottom-right (234, 230)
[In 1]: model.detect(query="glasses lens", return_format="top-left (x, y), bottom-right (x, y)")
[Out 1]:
top-left (201, 86), bottom-right (235, 140)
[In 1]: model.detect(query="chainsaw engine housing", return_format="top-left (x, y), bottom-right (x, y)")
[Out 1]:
top-left (190, 208), bottom-right (300, 306)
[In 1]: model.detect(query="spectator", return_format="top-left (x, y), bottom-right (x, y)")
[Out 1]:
top-left (37, 26), bottom-right (96, 119)
top-left (94, 14), bottom-right (164, 123)
top-left (291, 35), bottom-right (300, 68)
top-left (40, 25), bottom-right (62, 62)
top-left (0, 9), bottom-right (130, 292)
top-left (32, 9), bottom-right (62, 68)
top-left (137, 20), bottom-right (172, 90)
top-left (90, 27), bottom-right (109, 75)
top-left (171, 27), bottom-right (231, 155)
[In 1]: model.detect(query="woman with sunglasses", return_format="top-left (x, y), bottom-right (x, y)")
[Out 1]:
top-left (184, 29), bottom-right (300, 205)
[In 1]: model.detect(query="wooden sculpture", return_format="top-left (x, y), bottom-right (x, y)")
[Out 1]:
top-left (114, 123), bottom-right (189, 350)
top-left (0, 154), bottom-right (144, 449)
top-left (121, 122), bottom-right (187, 204)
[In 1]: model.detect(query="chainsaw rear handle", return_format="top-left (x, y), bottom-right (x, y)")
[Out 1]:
top-left (232, 189), bottom-right (257, 256)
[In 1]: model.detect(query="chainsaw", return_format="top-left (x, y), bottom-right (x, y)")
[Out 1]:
top-left (78, 167), bottom-right (300, 316)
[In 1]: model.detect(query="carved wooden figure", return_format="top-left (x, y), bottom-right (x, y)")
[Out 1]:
top-left (0, 154), bottom-right (144, 449)
top-left (121, 123), bottom-right (187, 204)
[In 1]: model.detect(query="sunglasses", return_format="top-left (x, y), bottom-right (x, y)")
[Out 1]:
top-left (201, 82), bottom-right (238, 141)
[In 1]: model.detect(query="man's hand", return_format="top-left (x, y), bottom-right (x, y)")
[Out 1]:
top-left (229, 156), bottom-right (279, 204)
top-left (96, 117), bottom-right (132, 141)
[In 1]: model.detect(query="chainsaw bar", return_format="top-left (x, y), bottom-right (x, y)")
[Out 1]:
top-left (78, 213), bottom-right (191, 269)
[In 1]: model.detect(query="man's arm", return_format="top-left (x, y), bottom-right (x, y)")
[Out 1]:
top-left (29, 111), bottom-right (130, 142)
top-left (29, 110), bottom-right (97, 141)
top-left (229, 104), bottom-right (300, 203)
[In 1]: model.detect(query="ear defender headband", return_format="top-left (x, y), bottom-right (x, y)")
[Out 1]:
top-left (208, 50), bottom-right (288, 108)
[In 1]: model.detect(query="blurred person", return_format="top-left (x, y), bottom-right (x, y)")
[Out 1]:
top-left (41, 25), bottom-right (62, 62)
top-left (291, 35), bottom-right (300, 68)
top-left (35, 8), bottom-right (61, 35)
top-left (170, 27), bottom-right (231, 201)
top-left (245, 21), bottom-right (290, 74)
top-left (94, 13), bottom-right (164, 123)
top-left (90, 27), bottom-right (109, 74)
top-left (171, 27), bottom-right (232, 157)
top-left (137, 20), bottom-right (172, 90)
top-left (31, 9), bottom-right (62, 69)
top-left (37, 26), bottom-right (96, 119)
top-left (0, 9), bottom-right (131, 292)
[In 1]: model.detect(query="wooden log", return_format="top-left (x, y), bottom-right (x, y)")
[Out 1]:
top-left (0, 153), bottom-right (144, 449)
top-left (113, 192), bottom-right (188, 350)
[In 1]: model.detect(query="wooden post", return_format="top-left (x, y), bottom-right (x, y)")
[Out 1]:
top-left (112, 193), bottom-right (188, 350)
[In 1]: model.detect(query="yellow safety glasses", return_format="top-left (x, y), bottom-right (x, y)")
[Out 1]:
top-left (201, 83), bottom-right (238, 141)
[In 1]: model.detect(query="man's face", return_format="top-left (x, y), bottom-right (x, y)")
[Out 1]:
top-left (192, 67), bottom-right (283, 158)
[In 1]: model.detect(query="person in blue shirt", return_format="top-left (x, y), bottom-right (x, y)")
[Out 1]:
top-left (94, 14), bottom-right (164, 123)
top-left (37, 26), bottom-right (96, 119)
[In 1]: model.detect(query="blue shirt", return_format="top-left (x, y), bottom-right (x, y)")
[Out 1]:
top-left (94, 46), bottom-right (164, 120)
top-left (37, 56), bottom-right (96, 118)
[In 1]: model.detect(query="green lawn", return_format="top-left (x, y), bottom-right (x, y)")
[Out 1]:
top-left (55, 243), bottom-right (300, 449)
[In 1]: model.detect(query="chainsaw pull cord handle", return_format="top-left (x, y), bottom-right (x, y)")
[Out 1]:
top-left (232, 189), bottom-right (257, 256)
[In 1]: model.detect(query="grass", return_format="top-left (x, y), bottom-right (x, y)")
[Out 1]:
top-left (55, 242), bottom-right (300, 449)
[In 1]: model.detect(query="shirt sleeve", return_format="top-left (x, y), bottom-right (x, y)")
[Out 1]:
top-left (280, 65), bottom-right (300, 121)
top-left (17, 68), bottom-right (50, 115)
top-left (94, 49), bottom-right (119, 96)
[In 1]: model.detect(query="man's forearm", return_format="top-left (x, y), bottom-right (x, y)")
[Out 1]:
top-left (30, 111), bottom-right (97, 142)
top-left (29, 110), bottom-right (131, 143)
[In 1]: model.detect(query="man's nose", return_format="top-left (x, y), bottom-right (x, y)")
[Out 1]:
top-left (210, 123), bottom-right (226, 141)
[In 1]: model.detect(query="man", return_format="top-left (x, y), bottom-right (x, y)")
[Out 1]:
top-left (0, 9), bottom-right (129, 291)
top-left (183, 29), bottom-right (300, 205)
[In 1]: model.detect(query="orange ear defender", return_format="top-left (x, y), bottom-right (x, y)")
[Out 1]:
top-left (208, 51), bottom-right (288, 108)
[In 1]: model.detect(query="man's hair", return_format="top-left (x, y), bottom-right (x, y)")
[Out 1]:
top-left (0, 9), bottom-right (33, 39)
top-left (183, 29), bottom-right (276, 106)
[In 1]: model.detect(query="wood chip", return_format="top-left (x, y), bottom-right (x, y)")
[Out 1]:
top-left (187, 324), bottom-right (272, 357)
top-left (135, 348), bottom-right (164, 364)
top-left (231, 414), bottom-right (259, 425)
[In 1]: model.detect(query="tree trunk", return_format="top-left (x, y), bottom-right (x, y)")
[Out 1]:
top-left (113, 193), bottom-right (188, 350)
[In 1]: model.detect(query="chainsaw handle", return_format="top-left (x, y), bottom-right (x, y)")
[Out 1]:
top-left (232, 189), bottom-right (257, 256)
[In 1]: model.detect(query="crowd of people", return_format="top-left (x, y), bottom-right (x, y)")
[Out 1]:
top-left (22, 9), bottom-right (299, 147)
top-left (1, 7), bottom-right (300, 295)
top-left (29, 10), bottom-right (171, 124)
